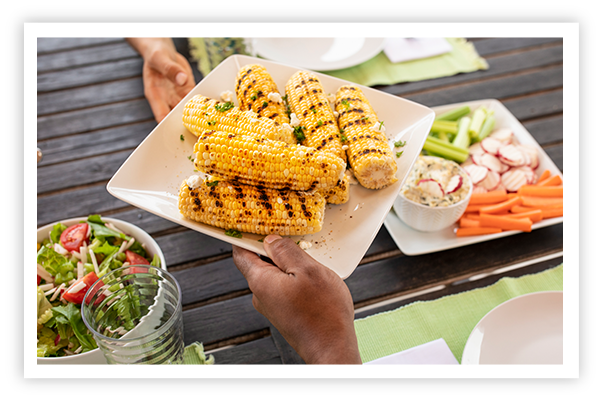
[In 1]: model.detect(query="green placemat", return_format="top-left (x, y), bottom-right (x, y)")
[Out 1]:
top-left (354, 264), bottom-right (563, 364)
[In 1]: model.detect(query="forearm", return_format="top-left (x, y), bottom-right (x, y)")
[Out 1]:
top-left (300, 326), bottom-right (362, 364)
top-left (125, 38), bottom-right (175, 60)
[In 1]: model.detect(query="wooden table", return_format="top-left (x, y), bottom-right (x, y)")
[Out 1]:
top-left (37, 37), bottom-right (563, 364)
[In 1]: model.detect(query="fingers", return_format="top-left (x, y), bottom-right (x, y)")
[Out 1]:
top-left (262, 235), bottom-right (322, 275)
top-left (231, 245), bottom-right (282, 284)
top-left (149, 50), bottom-right (190, 88)
top-left (144, 87), bottom-right (172, 123)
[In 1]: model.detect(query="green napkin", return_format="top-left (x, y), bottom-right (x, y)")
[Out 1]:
top-left (183, 342), bottom-right (215, 365)
top-left (325, 38), bottom-right (489, 87)
top-left (354, 264), bottom-right (563, 364)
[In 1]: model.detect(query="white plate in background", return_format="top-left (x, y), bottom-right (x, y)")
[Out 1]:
top-left (253, 38), bottom-right (385, 71)
top-left (461, 291), bottom-right (563, 364)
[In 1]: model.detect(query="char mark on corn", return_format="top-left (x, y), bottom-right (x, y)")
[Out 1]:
top-left (178, 177), bottom-right (326, 236)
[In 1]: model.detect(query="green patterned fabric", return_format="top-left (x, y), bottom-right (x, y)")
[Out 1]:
top-left (188, 37), bottom-right (251, 78)
top-left (183, 341), bottom-right (215, 365)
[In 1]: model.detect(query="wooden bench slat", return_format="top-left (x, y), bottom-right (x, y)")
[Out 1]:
top-left (37, 38), bottom-right (122, 53)
top-left (37, 41), bottom-right (138, 72)
top-left (205, 337), bottom-right (282, 364)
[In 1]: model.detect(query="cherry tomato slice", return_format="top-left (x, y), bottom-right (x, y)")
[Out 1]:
top-left (60, 223), bottom-right (89, 252)
top-left (37, 275), bottom-right (41, 285)
top-left (61, 271), bottom-right (102, 305)
top-left (125, 250), bottom-right (150, 266)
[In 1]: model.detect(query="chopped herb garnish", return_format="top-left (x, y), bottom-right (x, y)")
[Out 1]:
top-left (340, 132), bottom-right (348, 143)
top-left (257, 238), bottom-right (264, 243)
top-left (215, 102), bottom-right (234, 112)
top-left (394, 140), bottom-right (406, 147)
top-left (396, 151), bottom-right (404, 158)
top-left (341, 99), bottom-right (350, 110)
top-left (293, 126), bottom-right (306, 142)
top-left (250, 95), bottom-right (257, 101)
top-left (262, 101), bottom-right (268, 108)
top-left (317, 120), bottom-right (323, 127)
top-left (379, 121), bottom-right (385, 130)
top-left (206, 181), bottom-right (219, 187)
top-left (188, 155), bottom-right (194, 161)
top-left (311, 108), bottom-right (317, 114)
top-left (225, 229), bottom-right (243, 238)
top-left (180, 135), bottom-right (185, 141)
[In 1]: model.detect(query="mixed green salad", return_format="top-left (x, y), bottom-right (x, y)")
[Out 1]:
top-left (36, 215), bottom-right (161, 358)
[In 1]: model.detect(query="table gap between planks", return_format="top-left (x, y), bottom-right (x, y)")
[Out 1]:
top-left (36, 37), bottom-right (563, 364)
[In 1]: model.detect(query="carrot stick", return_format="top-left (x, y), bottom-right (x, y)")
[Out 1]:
top-left (507, 193), bottom-right (519, 199)
top-left (456, 227), bottom-right (503, 237)
top-left (541, 208), bottom-right (563, 219)
top-left (505, 209), bottom-right (543, 222)
top-left (536, 174), bottom-right (563, 187)
top-left (479, 196), bottom-right (523, 214)
top-left (461, 212), bottom-right (480, 220)
top-left (467, 212), bottom-right (509, 221)
top-left (479, 214), bottom-right (533, 232)
top-left (465, 204), bottom-right (486, 213)
top-left (511, 205), bottom-right (541, 214)
top-left (517, 185), bottom-right (563, 197)
top-left (537, 169), bottom-right (551, 182)
top-left (459, 218), bottom-right (481, 228)
top-left (468, 189), bottom-right (508, 205)
top-left (521, 196), bottom-right (563, 208)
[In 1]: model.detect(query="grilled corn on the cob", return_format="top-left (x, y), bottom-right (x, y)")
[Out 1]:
top-left (182, 94), bottom-right (296, 144)
top-left (335, 85), bottom-right (397, 189)
top-left (178, 175), bottom-right (326, 236)
top-left (193, 130), bottom-right (346, 191)
top-left (285, 71), bottom-right (346, 161)
top-left (235, 64), bottom-right (290, 127)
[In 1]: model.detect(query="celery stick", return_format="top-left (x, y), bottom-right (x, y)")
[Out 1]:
top-left (476, 113), bottom-right (496, 142)
top-left (438, 131), bottom-right (450, 142)
top-left (468, 107), bottom-right (487, 139)
top-left (451, 116), bottom-right (471, 149)
top-left (430, 120), bottom-right (458, 134)
top-left (435, 105), bottom-right (471, 121)
top-left (423, 137), bottom-right (469, 163)
top-left (426, 135), bottom-right (469, 156)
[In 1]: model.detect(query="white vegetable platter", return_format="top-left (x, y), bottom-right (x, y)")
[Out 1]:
top-left (107, 54), bottom-right (435, 279)
top-left (383, 99), bottom-right (563, 256)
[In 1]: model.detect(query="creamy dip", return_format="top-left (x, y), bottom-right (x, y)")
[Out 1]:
top-left (401, 156), bottom-right (471, 207)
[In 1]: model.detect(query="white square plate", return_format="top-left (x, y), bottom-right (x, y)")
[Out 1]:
top-left (107, 54), bottom-right (434, 279)
top-left (383, 99), bottom-right (563, 256)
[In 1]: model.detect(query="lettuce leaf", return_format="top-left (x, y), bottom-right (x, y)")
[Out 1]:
top-left (37, 287), bottom-right (53, 319)
top-left (87, 216), bottom-right (130, 241)
top-left (37, 245), bottom-right (74, 277)
top-left (50, 222), bottom-right (67, 244)
top-left (51, 303), bottom-right (97, 353)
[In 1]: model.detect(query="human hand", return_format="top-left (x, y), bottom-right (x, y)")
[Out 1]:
top-left (232, 235), bottom-right (362, 364)
top-left (126, 38), bottom-right (195, 123)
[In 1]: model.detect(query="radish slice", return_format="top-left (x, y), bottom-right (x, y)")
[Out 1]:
top-left (518, 144), bottom-right (539, 169)
top-left (468, 142), bottom-right (485, 156)
top-left (490, 128), bottom-right (514, 144)
top-left (445, 175), bottom-right (463, 194)
top-left (480, 137), bottom-right (504, 156)
top-left (498, 144), bottom-right (526, 167)
top-left (476, 152), bottom-right (506, 173)
top-left (472, 186), bottom-right (489, 194)
top-left (501, 169), bottom-right (529, 192)
top-left (462, 164), bottom-right (489, 185)
top-left (512, 166), bottom-right (536, 184)
top-left (418, 179), bottom-right (444, 197)
top-left (479, 170), bottom-right (501, 191)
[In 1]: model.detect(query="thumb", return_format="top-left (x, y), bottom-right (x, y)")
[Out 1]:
top-left (262, 235), bottom-right (320, 275)
top-left (151, 52), bottom-right (189, 86)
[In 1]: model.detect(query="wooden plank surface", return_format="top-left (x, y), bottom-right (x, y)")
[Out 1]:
top-left (36, 37), bottom-right (564, 364)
